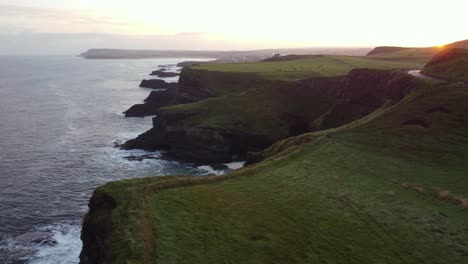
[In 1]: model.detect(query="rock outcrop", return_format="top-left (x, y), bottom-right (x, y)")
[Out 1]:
top-left (122, 109), bottom-right (273, 164)
top-left (124, 88), bottom-right (177, 117)
top-left (150, 70), bottom-right (180, 78)
top-left (139, 79), bottom-right (178, 89)
top-left (79, 189), bottom-right (117, 264)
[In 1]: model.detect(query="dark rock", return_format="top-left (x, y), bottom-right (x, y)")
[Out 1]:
top-left (123, 104), bottom-right (157, 117)
top-left (123, 154), bottom-right (160, 161)
top-left (16, 232), bottom-right (57, 246)
top-left (124, 89), bottom-right (177, 117)
top-left (139, 79), bottom-right (177, 89)
top-left (79, 190), bottom-right (117, 264)
top-left (121, 109), bottom-right (273, 164)
top-left (174, 68), bottom-right (215, 103)
top-left (149, 70), bottom-right (180, 78)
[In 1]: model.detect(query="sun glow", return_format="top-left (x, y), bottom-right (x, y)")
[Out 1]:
top-left (0, 0), bottom-right (467, 49)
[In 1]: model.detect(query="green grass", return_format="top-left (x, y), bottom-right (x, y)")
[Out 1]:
top-left (422, 48), bottom-right (468, 82)
top-left (366, 47), bottom-right (437, 62)
top-left (94, 81), bottom-right (468, 263)
top-left (165, 80), bottom-right (336, 140)
top-left (194, 55), bottom-right (425, 80)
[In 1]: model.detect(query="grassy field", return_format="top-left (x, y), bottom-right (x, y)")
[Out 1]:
top-left (93, 81), bottom-right (468, 263)
top-left (194, 55), bottom-right (425, 80)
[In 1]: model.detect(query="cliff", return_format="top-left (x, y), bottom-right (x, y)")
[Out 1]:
top-left (122, 67), bottom-right (421, 165)
top-left (81, 77), bottom-right (468, 263)
top-left (124, 89), bottom-right (177, 117)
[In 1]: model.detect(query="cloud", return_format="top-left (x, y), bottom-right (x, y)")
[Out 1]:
top-left (0, 4), bottom-right (134, 34)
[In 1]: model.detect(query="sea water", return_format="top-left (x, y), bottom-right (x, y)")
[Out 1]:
top-left (0, 56), bottom-right (225, 263)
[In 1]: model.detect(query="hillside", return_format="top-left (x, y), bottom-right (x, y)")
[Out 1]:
top-left (79, 47), bottom-right (371, 60)
top-left (81, 80), bottom-right (468, 263)
top-left (365, 39), bottom-right (468, 62)
top-left (422, 48), bottom-right (468, 82)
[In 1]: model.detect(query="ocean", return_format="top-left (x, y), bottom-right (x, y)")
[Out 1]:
top-left (0, 56), bottom-right (216, 263)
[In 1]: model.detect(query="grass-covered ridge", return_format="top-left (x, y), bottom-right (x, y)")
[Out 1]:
top-left (365, 39), bottom-right (468, 63)
top-left (422, 48), bottom-right (468, 82)
top-left (85, 80), bottom-right (468, 263)
top-left (193, 55), bottom-right (425, 80)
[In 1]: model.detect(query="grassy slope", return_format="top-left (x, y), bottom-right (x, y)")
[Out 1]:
top-left (98, 82), bottom-right (468, 263)
top-left (194, 55), bottom-right (425, 80)
top-left (422, 48), bottom-right (468, 82)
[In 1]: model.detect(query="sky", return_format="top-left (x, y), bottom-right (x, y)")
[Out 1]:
top-left (0, 0), bottom-right (466, 54)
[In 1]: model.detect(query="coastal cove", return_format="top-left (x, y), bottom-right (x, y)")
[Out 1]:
top-left (0, 56), bottom-right (218, 263)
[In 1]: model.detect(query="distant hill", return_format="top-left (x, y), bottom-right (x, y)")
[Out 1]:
top-left (447, 39), bottom-right (468, 49)
top-left (366, 46), bottom-right (409, 56)
top-left (366, 39), bottom-right (468, 62)
top-left (79, 47), bottom-right (371, 60)
top-left (422, 48), bottom-right (468, 82)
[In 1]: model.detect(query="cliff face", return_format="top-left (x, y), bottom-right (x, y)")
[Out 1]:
top-left (79, 189), bottom-right (117, 264)
top-left (122, 68), bottom-right (420, 165)
top-left (124, 89), bottom-right (177, 117)
top-left (122, 110), bottom-right (273, 164)
top-left (320, 68), bottom-right (419, 129)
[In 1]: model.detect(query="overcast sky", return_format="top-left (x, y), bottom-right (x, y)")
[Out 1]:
top-left (0, 0), bottom-right (466, 55)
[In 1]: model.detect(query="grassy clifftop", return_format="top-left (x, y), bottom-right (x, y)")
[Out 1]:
top-left (124, 65), bottom-right (423, 164)
top-left (193, 55), bottom-right (424, 80)
top-left (84, 77), bottom-right (468, 263)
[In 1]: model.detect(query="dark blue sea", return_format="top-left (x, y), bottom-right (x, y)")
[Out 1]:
top-left (0, 56), bottom-right (227, 263)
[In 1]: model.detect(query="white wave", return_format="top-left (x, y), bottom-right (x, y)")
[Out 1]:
top-left (27, 222), bottom-right (81, 264)
top-left (197, 161), bottom-right (245, 176)
top-left (197, 165), bottom-right (225, 176)
top-left (224, 161), bottom-right (245, 170)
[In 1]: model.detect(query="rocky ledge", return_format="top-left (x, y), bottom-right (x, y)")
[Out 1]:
top-left (139, 79), bottom-right (178, 89)
top-left (124, 88), bottom-right (177, 117)
top-left (121, 109), bottom-right (273, 164)
top-left (150, 70), bottom-right (180, 78)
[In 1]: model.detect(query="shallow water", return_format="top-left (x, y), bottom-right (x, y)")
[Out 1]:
top-left (0, 56), bottom-right (216, 263)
